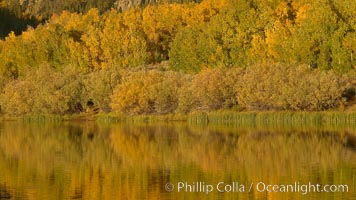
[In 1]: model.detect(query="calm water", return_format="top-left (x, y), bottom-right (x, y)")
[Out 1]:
top-left (0, 122), bottom-right (355, 200)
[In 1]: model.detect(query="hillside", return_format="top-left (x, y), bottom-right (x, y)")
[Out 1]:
top-left (0, 0), bottom-right (355, 116)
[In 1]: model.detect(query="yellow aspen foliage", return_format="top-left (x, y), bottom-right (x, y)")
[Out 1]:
top-left (249, 34), bottom-right (269, 64)
top-left (100, 10), bottom-right (123, 68)
top-left (40, 11), bottom-right (86, 69)
top-left (0, 32), bottom-right (30, 78)
top-left (80, 9), bottom-right (102, 69)
top-left (264, 29), bottom-right (279, 60)
top-left (49, 9), bottom-right (101, 70)
top-left (122, 7), bottom-right (143, 32)
top-left (142, 3), bottom-right (187, 62)
top-left (275, 2), bottom-right (289, 21)
top-left (185, 0), bottom-right (227, 26)
top-left (292, 2), bottom-right (311, 25)
top-left (48, 11), bottom-right (81, 30)
top-left (100, 9), bottom-right (147, 68)
top-left (142, 0), bottom-right (226, 63)
top-left (261, 1), bottom-right (314, 65)
top-left (118, 8), bottom-right (147, 67)
top-left (21, 26), bottom-right (35, 43)
top-left (265, 20), bottom-right (293, 63)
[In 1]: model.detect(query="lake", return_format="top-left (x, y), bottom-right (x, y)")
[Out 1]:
top-left (0, 121), bottom-right (355, 199)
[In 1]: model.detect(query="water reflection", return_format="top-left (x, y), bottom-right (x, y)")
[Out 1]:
top-left (0, 122), bottom-right (355, 199)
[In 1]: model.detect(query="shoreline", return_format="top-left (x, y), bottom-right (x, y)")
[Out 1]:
top-left (1, 111), bottom-right (355, 125)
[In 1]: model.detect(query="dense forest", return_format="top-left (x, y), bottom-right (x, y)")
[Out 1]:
top-left (0, 0), bottom-right (355, 116)
top-left (0, 0), bottom-right (202, 38)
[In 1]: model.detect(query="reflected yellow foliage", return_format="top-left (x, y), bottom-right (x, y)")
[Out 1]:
top-left (0, 122), bottom-right (355, 199)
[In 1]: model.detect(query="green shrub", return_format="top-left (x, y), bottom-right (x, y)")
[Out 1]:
top-left (0, 65), bottom-right (66, 115)
top-left (177, 68), bottom-right (242, 113)
top-left (236, 64), bottom-right (348, 111)
top-left (82, 68), bottom-right (121, 112)
top-left (111, 70), bottom-right (183, 115)
top-left (0, 65), bottom-right (88, 116)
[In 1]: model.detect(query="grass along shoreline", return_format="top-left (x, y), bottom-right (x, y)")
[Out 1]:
top-left (99, 111), bottom-right (356, 131)
top-left (189, 111), bottom-right (356, 124)
top-left (2, 111), bottom-right (355, 126)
